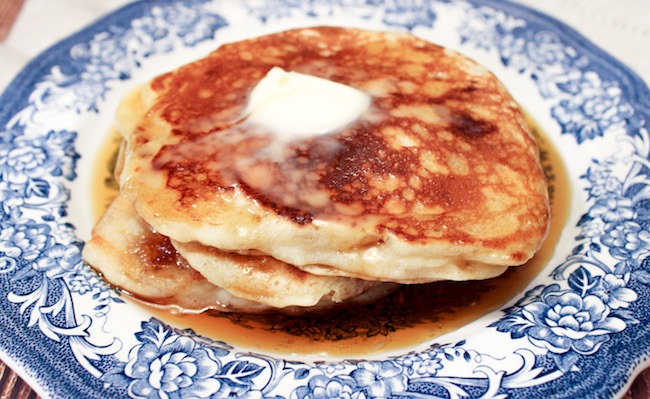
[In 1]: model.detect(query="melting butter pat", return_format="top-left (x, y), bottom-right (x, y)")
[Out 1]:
top-left (245, 67), bottom-right (371, 139)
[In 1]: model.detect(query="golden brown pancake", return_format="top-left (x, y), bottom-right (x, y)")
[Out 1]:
top-left (83, 196), bottom-right (395, 311)
top-left (171, 240), bottom-right (393, 308)
top-left (81, 195), bottom-right (271, 313)
top-left (116, 26), bottom-right (550, 283)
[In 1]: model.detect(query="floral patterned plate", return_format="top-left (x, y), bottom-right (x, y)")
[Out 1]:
top-left (1, 0), bottom-right (649, 398)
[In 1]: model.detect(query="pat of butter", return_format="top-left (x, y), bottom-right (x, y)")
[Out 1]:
top-left (245, 67), bottom-right (371, 139)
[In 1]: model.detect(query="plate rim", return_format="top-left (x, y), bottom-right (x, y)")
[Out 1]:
top-left (0, 1), bottom-right (649, 398)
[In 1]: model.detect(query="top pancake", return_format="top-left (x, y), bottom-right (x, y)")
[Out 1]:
top-left (117, 26), bottom-right (550, 283)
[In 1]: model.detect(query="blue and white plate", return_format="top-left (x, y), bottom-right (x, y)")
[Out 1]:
top-left (1, 1), bottom-right (649, 398)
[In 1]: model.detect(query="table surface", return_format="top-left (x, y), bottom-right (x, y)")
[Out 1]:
top-left (0, 1), bottom-right (649, 398)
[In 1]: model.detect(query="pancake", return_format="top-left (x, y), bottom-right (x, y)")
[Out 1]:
top-left (81, 195), bottom-right (270, 313)
top-left (83, 195), bottom-right (395, 310)
top-left (116, 26), bottom-right (550, 283)
top-left (171, 240), bottom-right (392, 308)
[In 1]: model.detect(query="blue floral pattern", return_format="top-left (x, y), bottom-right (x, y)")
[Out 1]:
top-left (0, 0), bottom-right (649, 398)
top-left (105, 321), bottom-right (497, 399)
top-left (459, 6), bottom-right (638, 143)
top-left (0, 129), bottom-right (77, 220)
top-left (0, 0), bottom-right (230, 383)
top-left (242, 0), bottom-right (436, 30)
top-left (492, 127), bottom-right (650, 372)
top-left (102, 320), bottom-right (240, 399)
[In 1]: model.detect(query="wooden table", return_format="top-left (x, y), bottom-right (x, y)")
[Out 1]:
top-left (0, 361), bottom-right (40, 399)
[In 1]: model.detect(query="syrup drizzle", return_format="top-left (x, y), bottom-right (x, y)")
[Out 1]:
top-left (91, 116), bottom-right (569, 356)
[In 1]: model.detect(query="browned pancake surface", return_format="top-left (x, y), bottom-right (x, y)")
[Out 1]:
top-left (118, 27), bottom-right (550, 282)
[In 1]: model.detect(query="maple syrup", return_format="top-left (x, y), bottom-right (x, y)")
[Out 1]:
top-left (90, 117), bottom-right (569, 356)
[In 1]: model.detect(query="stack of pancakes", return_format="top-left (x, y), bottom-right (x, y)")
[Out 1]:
top-left (82, 27), bottom-right (550, 314)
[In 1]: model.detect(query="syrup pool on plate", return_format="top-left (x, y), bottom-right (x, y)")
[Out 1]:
top-left (90, 116), bottom-right (569, 357)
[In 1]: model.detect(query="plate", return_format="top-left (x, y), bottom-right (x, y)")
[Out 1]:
top-left (1, 1), bottom-right (649, 398)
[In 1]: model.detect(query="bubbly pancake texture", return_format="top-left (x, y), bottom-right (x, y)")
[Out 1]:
top-left (117, 27), bottom-right (550, 283)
